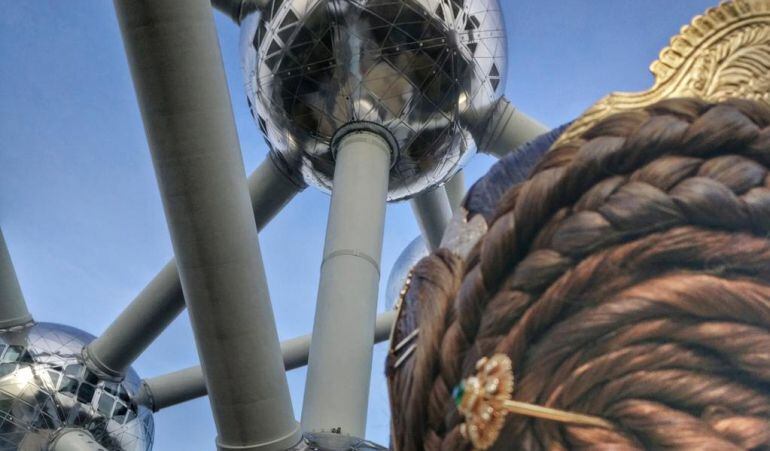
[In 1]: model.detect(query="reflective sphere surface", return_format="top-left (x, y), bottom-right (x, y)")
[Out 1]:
top-left (385, 236), bottom-right (428, 310)
top-left (241, 0), bottom-right (507, 200)
top-left (0, 323), bottom-right (153, 450)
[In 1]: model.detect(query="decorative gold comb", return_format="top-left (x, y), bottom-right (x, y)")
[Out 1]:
top-left (554, 0), bottom-right (770, 148)
top-left (454, 354), bottom-right (613, 450)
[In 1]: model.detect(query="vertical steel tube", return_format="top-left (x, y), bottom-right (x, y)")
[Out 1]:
top-left (301, 130), bottom-right (391, 437)
top-left (474, 97), bottom-right (548, 158)
top-left (84, 157), bottom-right (303, 379)
top-left (445, 171), bottom-right (466, 212)
top-left (113, 1), bottom-right (299, 449)
top-left (0, 229), bottom-right (32, 329)
top-left (410, 186), bottom-right (452, 250)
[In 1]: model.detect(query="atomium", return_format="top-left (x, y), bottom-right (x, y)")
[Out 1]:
top-left (241, 0), bottom-right (507, 200)
top-left (0, 0), bottom-right (558, 447)
top-left (385, 236), bottom-right (428, 310)
top-left (0, 323), bottom-right (153, 451)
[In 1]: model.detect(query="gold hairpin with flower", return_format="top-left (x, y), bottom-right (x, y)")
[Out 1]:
top-left (453, 354), bottom-right (614, 450)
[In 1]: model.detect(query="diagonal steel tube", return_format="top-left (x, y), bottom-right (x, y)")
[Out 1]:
top-left (84, 157), bottom-right (303, 380)
top-left (113, 0), bottom-right (300, 449)
top-left (410, 185), bottom-right (453, 251)
top-left (470, 97), bottom-right (549, 158)
top-left (138, 311), bottom-right (397, 412)
top-left (0, 229), bottom-right (33, 329)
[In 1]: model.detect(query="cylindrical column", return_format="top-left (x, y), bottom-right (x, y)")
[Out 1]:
top-left (84, 259), bottom-right (182, 380)
top-left (445, 171), bottom-right (466, 212)
top-left (84, 157), bottom-right (303, 379)
top-left (410, 186), bottom-right (452, 250)
top-left (247, 156), bottom-right (306, 228)
top-left (0, 229), bottom-right (33, 329)
top-left (49, 429), bottom-right (106, 451)
top-left (474, 97), bottom-right (548, 158)
top-left (138, 365), bottom-right (206, 412)
top-left (301, 129), bottom-right (391, 437)
top-left (139, 310), bottom-right (397, 411)
top-left (113, 0), bottom-right (299, 449)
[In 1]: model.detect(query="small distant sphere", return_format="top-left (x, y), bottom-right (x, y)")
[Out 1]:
top-left (241, 0), bottom-right (507, 201)
top-left (0, 323), bottom-right (153, 451)
top-left (385, 236), bottom-right (429, 310)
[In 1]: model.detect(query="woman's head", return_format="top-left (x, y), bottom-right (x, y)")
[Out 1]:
top-left (387, 98), bottom-right (770, 450)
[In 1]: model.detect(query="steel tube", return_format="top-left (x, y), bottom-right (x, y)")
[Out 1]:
top-left (444, 171), bottom-right (466, 212)
top-left (138, 365), bottom-right (206, 412)
top-left (113, 0), bottom-right (299, 449)
top-left (84, 157), bottom-right (302, 380)
top-left (474, 97), bottom-right (548, 158)
top-left (48, 429), bottom-right (105, 451)
top-left (410, 186), bottom-right (452, 250)
top-left (247, 156), bottom-right (306, 228)
top-left (301, 130), bottom-right (391, 437)
top-left (0, 229), bottom-right (32, 329)
top-left (210, 0), bottom-right (266, 24)
top-left (141, 311), bottom-right (397, 411)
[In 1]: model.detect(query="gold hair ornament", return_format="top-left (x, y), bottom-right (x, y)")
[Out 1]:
top-left (454, 354), bottom-right (613, 450)
top-left (554, 0), bottom-right (770, 148)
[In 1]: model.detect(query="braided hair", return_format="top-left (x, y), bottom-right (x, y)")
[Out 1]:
top-left (387, 98), bottom-right (770, 450)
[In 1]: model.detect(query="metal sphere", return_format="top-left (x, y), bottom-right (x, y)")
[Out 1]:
top-left (0, 323), bottom-right (153, 451)
top-left (241, 0), bottom-right (507, 201)
top-left (385, 236), bottom-right (428, 310)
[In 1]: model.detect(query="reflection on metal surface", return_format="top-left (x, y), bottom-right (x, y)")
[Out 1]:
top-left (553, 0), bottom-right (770, 148)
top-left (385, 236), bottom-right (428, 310)
top-left (0, 323), bottom-right (153, 450)
top-left (241, 0), bottom-right (507, 201)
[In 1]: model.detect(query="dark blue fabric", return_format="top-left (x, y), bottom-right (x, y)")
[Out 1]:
top-left (464, 123), bottom-right (571, 222)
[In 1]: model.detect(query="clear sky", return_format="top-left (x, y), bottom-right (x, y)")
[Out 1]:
top-left (0, 1), bottom-right (718, 448)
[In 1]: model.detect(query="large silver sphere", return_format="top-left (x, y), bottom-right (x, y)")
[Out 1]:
top-left (0, 323), bottom-right (153, 450)
top-left (385, 236), bottom-right (428, 310)
top-left (241, 0), bottom-right (507, 201)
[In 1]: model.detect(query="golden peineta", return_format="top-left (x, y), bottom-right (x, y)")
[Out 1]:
top-left (554, 0), bottom-right (770, 147)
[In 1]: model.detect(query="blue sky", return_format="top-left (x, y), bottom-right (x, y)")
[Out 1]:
top-left (0, 1), bottom-right (717, 448)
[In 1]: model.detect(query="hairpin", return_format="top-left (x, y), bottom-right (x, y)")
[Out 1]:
top-left (454, 354), bottom-right (614, 450)
top-left (389, 270), bottom-right (419, 369)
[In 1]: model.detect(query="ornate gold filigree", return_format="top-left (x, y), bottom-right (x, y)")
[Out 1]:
top-left (455, 355), bottom-right (514, 450)
top-left (455, 354), bottom-right (614, 450)
top-left (554, 0), bottom-right (770, 147)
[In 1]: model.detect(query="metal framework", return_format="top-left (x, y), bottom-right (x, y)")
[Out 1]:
top-left (0, 0), bottom-right (548, 449)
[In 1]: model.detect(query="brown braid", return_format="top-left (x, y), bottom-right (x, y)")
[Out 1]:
top-left (388, 98), bottom-right (770, 450)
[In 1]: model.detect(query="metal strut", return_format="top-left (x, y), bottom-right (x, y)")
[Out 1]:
top-left (301, 124), bottom-right (393, 438)
top-left (0, 228), bottom-right (33, 329)
top-left (113, 0), bottom-right (300, 449)
top-left (83, 157), bottom-right (303, 380)
top-left (472, 97), bottom-right (548, 158)
top-left (138, 311), bottom-right (397, 412)
top-left (410, 186), bottom-right (453, 251)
